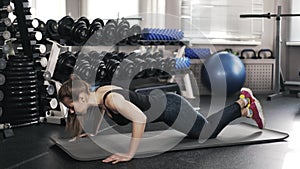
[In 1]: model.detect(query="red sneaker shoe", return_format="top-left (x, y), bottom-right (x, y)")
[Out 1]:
top-left (239, 88), bottom-right (256, 107)
top-left (240, 88), bottom-right (265, 129)
top-left (248, 100), bottom-right (265, 129)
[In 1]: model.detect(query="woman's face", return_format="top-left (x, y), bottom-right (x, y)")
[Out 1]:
top-left (62, 96), bottom-right (89, 115)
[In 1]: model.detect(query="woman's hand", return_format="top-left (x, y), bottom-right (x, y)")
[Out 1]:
top-left (102, 153), bottom-right (133, 164)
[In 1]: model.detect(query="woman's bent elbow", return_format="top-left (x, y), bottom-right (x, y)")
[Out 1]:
top-left (134, 114), bottom-right (147, 124)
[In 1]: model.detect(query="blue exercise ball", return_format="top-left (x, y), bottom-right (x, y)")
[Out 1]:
top-left (201, 52), bottom-right (246, 95)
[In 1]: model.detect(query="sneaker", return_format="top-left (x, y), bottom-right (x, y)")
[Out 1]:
top-left (239, 88), bottom-right (256, 107)
top-left (248, 101), bottom-right (265, 129)
top-left (240, 88), bottom-right (265, 129)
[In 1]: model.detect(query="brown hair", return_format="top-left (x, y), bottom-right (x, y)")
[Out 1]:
top-left (58, 74), bottom-right (90, 137)
top-left (58, 74), bottom-right (90, 102)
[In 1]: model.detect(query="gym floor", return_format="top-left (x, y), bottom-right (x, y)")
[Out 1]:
top-left (0, 94), bottom-right (299, 169)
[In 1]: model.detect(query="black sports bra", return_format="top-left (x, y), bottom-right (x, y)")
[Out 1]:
top-left (102, 89), bottom-right (152, 125)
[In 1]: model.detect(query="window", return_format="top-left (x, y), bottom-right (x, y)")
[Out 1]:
top-left (181, 0), bottom-right (264, 41)
top-left (289, 0), bottom-right (300, 42)
top-left (84, 0), bottom-right (139, 21)
top-left (29, 0), bottom-right (66, 21)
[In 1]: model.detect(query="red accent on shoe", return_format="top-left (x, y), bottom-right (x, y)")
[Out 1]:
top-left (249, 101), bottom-right (265, 129)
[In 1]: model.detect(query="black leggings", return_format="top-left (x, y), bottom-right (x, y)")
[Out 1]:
top-left (154, 93), bottom-right (241, 139)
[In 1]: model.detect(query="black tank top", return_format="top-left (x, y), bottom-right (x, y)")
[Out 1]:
top-left (102, 89), bottom-right (152, 125)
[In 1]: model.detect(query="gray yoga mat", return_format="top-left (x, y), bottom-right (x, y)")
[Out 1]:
top-left (51, 123), bottom-right (289, 161)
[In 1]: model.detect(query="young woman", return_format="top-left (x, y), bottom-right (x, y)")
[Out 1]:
top-left (58, 74), bottom-right (264, 164)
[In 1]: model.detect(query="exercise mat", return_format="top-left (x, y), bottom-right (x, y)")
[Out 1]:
top-left (50, 123), bottom-right (289, 161)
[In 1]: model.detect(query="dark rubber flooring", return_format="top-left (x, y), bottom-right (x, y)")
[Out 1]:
top-left (0, 94), bottom-right (299, 169)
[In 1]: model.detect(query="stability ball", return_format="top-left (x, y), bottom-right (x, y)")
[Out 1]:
top-left (201, 52), bottom-right (246, 95)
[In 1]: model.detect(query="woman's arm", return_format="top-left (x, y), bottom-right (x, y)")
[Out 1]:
top-left (102, 93), bottom-right (147, 164)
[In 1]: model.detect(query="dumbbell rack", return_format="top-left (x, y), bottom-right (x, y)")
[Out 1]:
top-left (0, 0), bottom-right (44, 128)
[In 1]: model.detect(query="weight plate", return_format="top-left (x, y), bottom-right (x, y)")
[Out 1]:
top-left (5, 84), bottom-right (38, 91)
top-left (3, 112), bottom-right (40, 119)
top-left (8, 57), bottom-right (33, 62)
top-left (0, 58), bottom-right (7, 70)
top-left (5, 95), bottom-right (38, 102)
top-left (8, 117), bottom-right (40, 126)
top-left (6, 75), bottom-right (37, 81)
top-left (4, 70), bottom-right (36, 76)
top-left (5, 101), bottom-right (38, 109)
top-left (0, 73), bottom-right (5, 85)
top-left (0, 90), bottom-right (4, 101)
top-left (6, 89), bottom-right (37, 96)
top-left (4, 66), bottom-right (34, 71)
top-left (3, 107), bottom-right (39, 117)
top-left (6, 79), bottom-right (38, 85)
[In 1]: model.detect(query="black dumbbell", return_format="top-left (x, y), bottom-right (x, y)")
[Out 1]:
top-left (144, 57), bottom-right (158, 77)
top-left (45, 19), bottom-right (59, 40)
top-left (77, 16), bottom-right (90, 28)
top-left (164, 57), bottom-right (176, 74)
top-left (57, 51), bottom-right (77, 75)
top-left (57, 16), bottom-right (75, 39)
top-left (128, 24), bottom-right (142, 45)
top-left (95, 61), bottom-right (107, 83)
top-left (118, 58), bottom-right (135, 79)
top-left (105, 59), bottom-right (120, 80)
top-left (132, 57), bottom-right (146, 79)
top-left (103, 20), bottom-right (117, 45)
top-left (71, 18), bottom-right (88, 44)
top-left (152, 51), bottom-right (164, 72)
top-left (77, 52), bottom-right (91, 64)
top-left (32, 18), bottom-right (46, 33)
top-left (88, 51), bottom-right (107, 82)
top-left (103, 52), bottom-right (114, 64)
top-left (87, 18), bottom-right (104, 45)
top-left (74, 59), bottom-right (91, 81)
top-left (116, 18), bottom-right (130, 44)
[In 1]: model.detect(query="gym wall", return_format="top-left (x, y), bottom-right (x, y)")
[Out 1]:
top-left (164, 0), bottom-right (299, 82)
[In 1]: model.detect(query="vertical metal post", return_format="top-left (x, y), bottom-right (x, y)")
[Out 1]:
top-left (275, 6), bottom-right (282, 93)
top-left (267, 6), bottom-right (283, 100)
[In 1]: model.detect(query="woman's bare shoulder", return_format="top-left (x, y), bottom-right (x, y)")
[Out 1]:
top-left (95, 85), bottom-right (123, 104)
